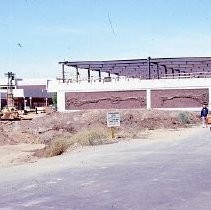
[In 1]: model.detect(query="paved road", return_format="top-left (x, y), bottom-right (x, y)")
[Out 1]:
top-left (1, 127), bottom-right (211, 210)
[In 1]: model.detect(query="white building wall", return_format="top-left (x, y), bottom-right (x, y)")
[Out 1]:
top-left (13, 89), bottom-right (24, 98)
top-left (57, 91), bottom-right (66, 112)
top-left (49, 78), bottom-right (211, 112)
top-left (0, 89), bottom-right (24, 98)
top-left (48, 78), bottom-right (211, 92)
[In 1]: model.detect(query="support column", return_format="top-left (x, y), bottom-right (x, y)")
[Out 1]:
top-left (62, 64), bottom-right (65, 83)
top-left (148, 57), bottom-right (151, 79)
top-left (29, 97), bottom-right (32, 109)
top-left (45, 98), bottom-right (48, 107)
top-left (76, 67), bottom-right (79, 83)
top-left (24, 97), bottom-right (27, 110)
top-left (156, 63), bottom-right (159, 79)
top-left (115, 73), bottom-right (119, 81)
top-left (98, 70), bottom-right (101, 82)
top-left (147, 89), bottom-right (151, 110)
top-left (108, 71), bottom-right (111, 77)
top-left (88, 68), bottom-right (91, 83)
top-left (171, 68), bottom-right (174, 78)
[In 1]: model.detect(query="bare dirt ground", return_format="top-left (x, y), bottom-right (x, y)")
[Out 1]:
top-left (0, 126), bottom-right (201, 168)
top-left (0, 143), bottom-right (45, 167)
top-left (0, 125), bottom-right (209, 210)
top-left (0, 109), bottom-right (201, 167)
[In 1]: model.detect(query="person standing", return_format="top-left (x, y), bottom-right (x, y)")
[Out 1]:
top-left (201, 104), bottom-right (209, 128)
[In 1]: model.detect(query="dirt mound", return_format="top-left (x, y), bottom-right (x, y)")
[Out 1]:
top-left (0, 132), bottom-right (15, 145)
top-left (0, 110), bottom-right (200, 146)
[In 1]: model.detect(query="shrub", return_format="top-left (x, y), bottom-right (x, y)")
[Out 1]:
top-left (35, 128), bottom-right (109, 158)
top-left (70, 128), bottom-right (108, 146)
top-left (42, 139), bottom-right (73, 157)
top-left (178, 112), bottom-right (190, 124)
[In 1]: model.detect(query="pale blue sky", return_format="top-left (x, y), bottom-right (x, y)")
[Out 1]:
top-left (1, 0), bottom-right (211, 78)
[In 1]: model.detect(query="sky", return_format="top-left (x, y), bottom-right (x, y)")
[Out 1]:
top-left (1, 0), bottom-right (211, 78)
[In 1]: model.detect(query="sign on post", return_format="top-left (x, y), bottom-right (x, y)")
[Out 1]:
top-left (107, 111), bottom-right (120, 139)
top-left (107, 111), bottom-right (120, 127)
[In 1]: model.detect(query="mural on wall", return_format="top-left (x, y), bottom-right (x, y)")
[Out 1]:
top-left (151, 89), bottom-right (209, 108)
top-left (65, 90), bottom-right (146, 110)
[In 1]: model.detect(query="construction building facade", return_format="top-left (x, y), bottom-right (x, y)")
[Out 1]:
top-left (48, 57), bottom-right (211, 112)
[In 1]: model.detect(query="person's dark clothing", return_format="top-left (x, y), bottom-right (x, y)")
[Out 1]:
top-left (201, 107), bottom-right (209, 117)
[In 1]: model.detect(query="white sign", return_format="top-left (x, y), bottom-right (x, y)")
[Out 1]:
top-left (107, 112), bottom-right (120, 127)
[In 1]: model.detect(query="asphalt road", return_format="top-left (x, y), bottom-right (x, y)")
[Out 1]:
top-left (1, 127), bottom-right (211, 210)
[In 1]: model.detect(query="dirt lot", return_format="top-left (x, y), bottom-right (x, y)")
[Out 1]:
top-left (0, 109), bottom-right (201, 167)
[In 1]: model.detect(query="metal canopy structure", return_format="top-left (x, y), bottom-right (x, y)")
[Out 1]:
top-left (59, 57), bottom-right (211, 82)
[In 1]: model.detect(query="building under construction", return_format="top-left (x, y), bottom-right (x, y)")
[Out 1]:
top-left (47, 56), bottom-right (211, 112)
top-left (58, 56), bottom-right (211, 81)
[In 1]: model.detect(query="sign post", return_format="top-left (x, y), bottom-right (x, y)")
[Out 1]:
top-left (107, 111), bottom-right (120, 139)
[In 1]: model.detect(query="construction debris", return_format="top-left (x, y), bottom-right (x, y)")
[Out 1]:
top-left (1, 107), bottom-right (20, 121)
